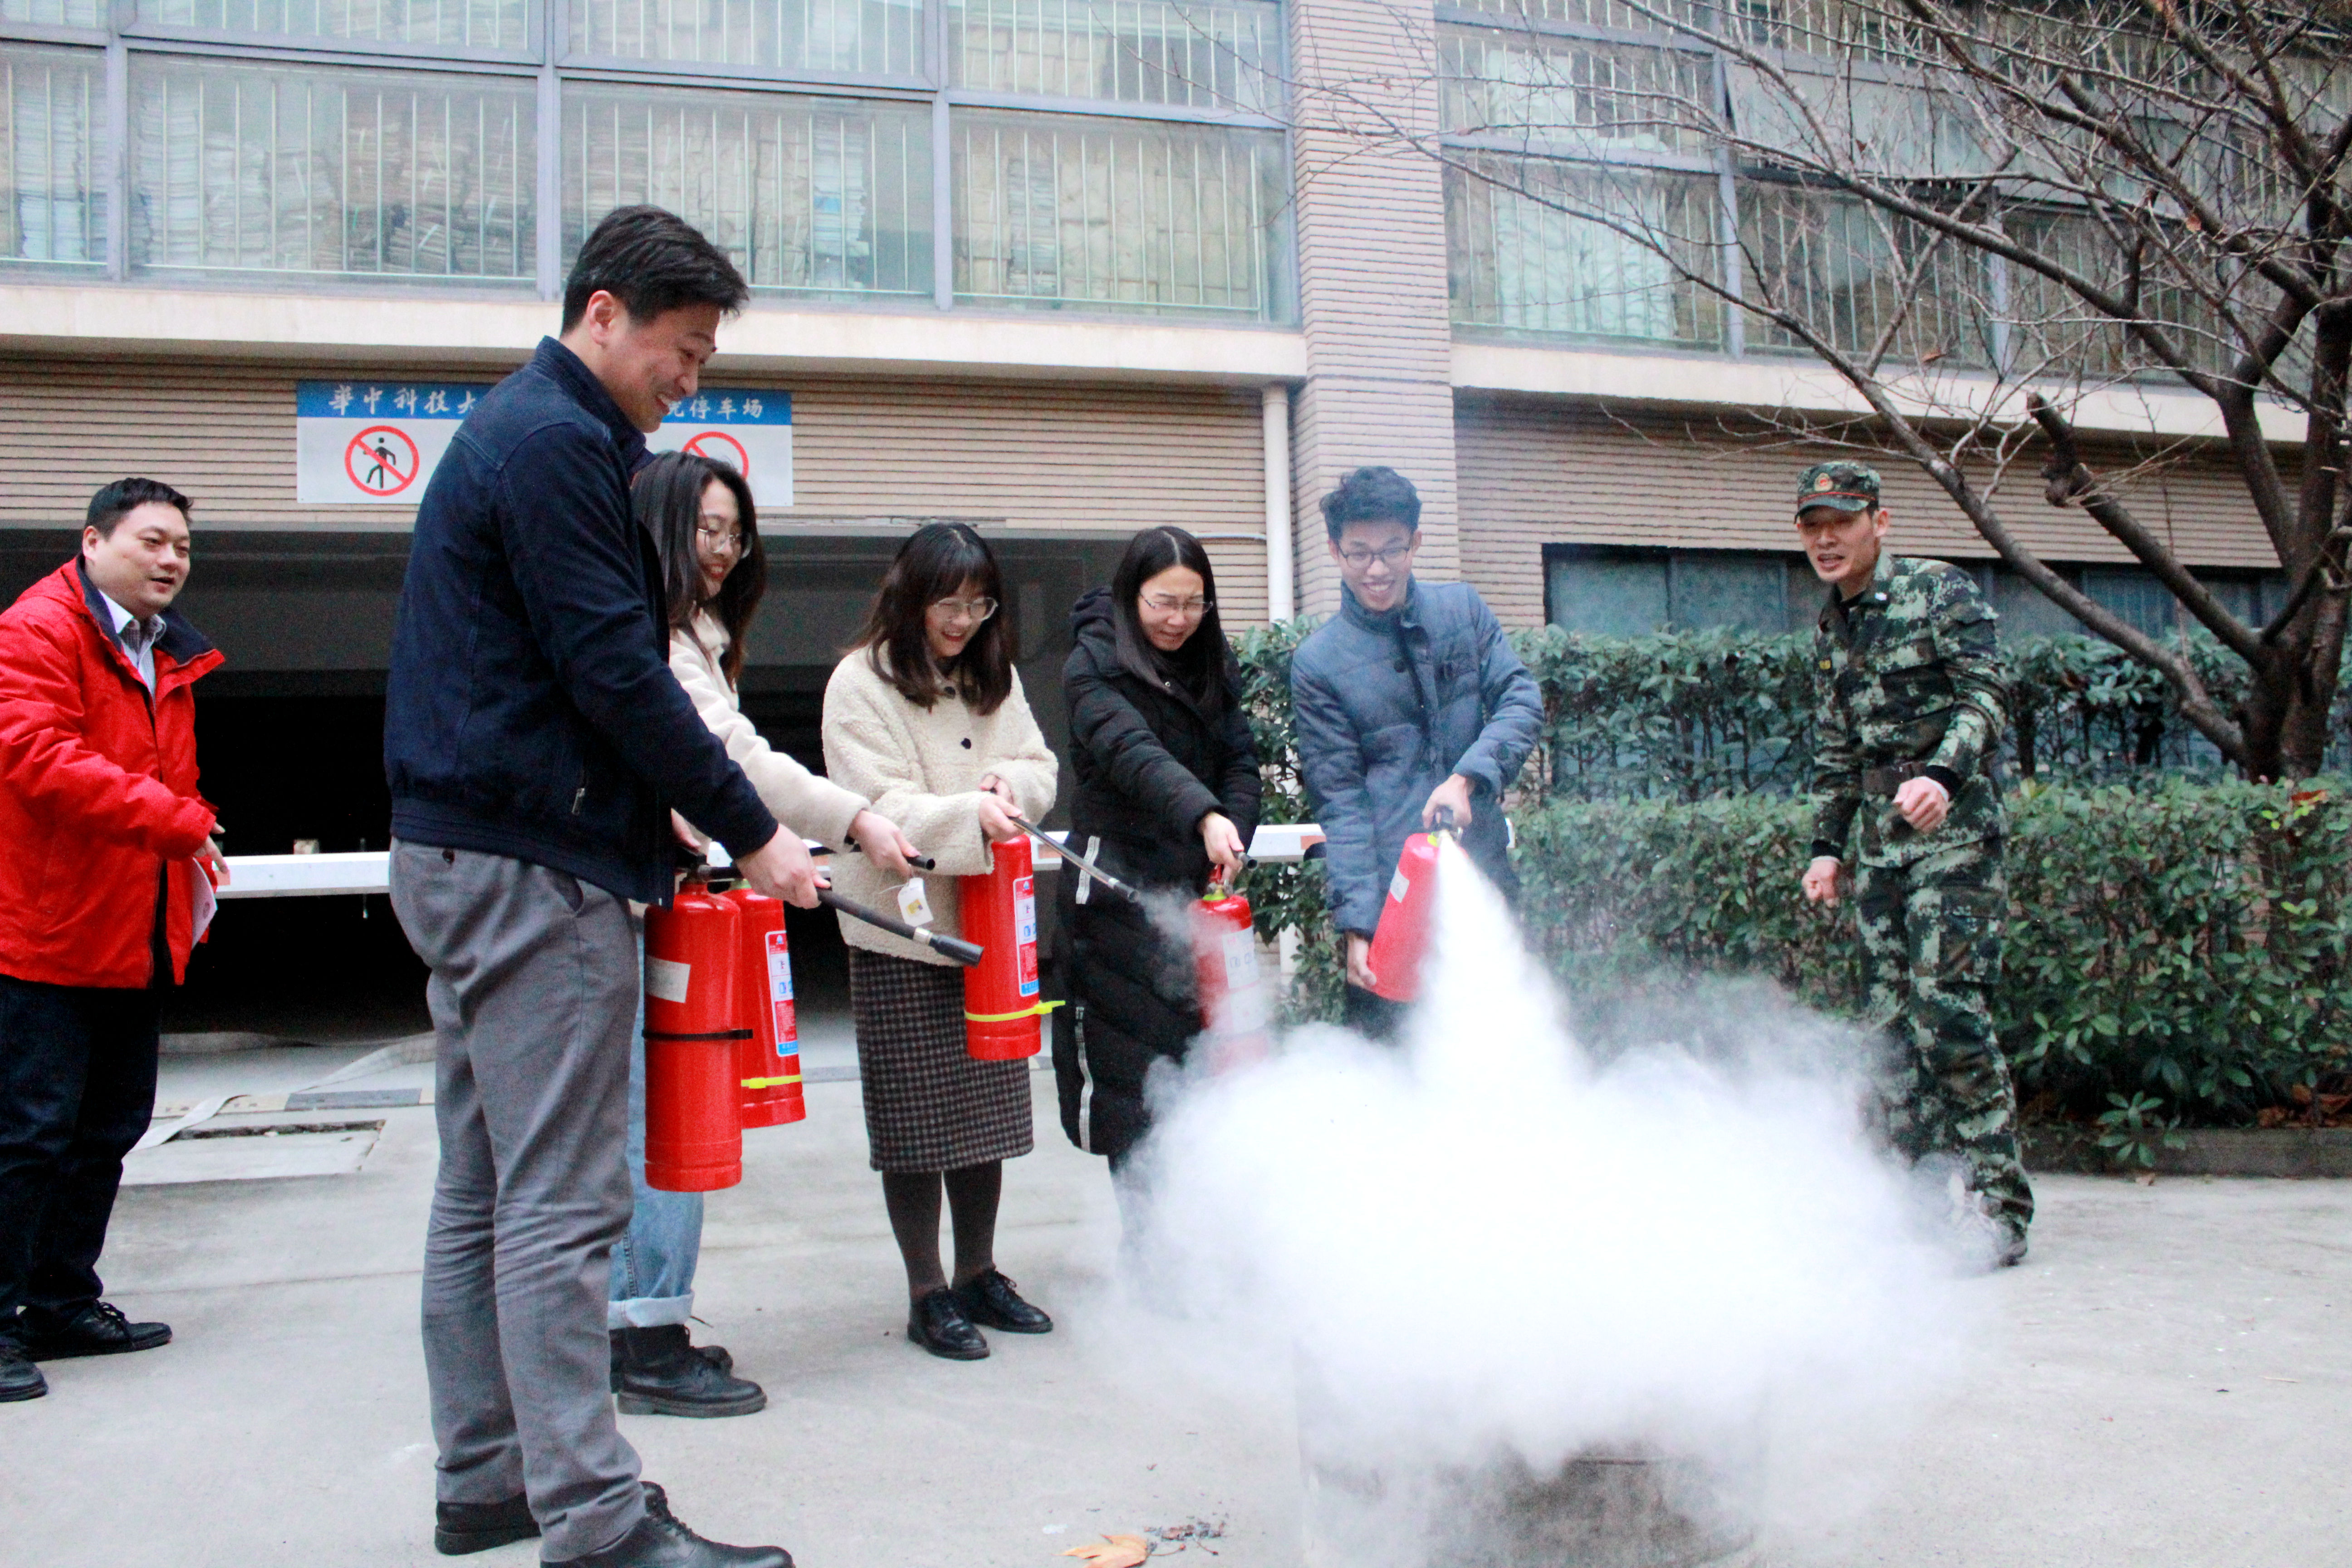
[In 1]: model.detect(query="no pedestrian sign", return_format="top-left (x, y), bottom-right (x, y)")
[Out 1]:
top-left (295, 380), bottom-right (794, 507)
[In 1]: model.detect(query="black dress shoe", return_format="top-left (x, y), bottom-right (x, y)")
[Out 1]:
top-left (617, 1326), bottom-right (767, 1417)
top-left (434, 1494), bottom-right (539, 1556)
top-left (545, 1481), bottom-right (791, 1568)
top-left (953, 1269), bottom-right (1053, 1334)
top-left (0, 1340), bottom-right (46, 1402)
top-left (611, 1329), bottom-right (732, 1391)
top-left (906, 1288), bottom-right (988, 1360)
top-left (17, 1301), bottom-right (171, 1361)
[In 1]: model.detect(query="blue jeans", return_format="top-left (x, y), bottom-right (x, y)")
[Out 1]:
top-left (606, 981), bottom-right (704, 1329)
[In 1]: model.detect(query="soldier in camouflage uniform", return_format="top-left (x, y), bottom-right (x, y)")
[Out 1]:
top-left (1794, 461), bottom-right (2033, 1266)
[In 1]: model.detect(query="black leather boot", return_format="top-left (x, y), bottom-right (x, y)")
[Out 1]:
top-left (544, 1482), bottom-right (791, 1568)
top-left (435, 1494), bottom-right (539, 1556)
top-left (953, 1269), bottom-right (1053, 1334)
top-left (617, 1325), bottom-right (766, 1417)
top-left (611, 1328), bottom-right (733, 1391)
top-left (0, 1339), bottom-right (46, 1402)
top-left (906, 1288), bottom-right (988, 1360)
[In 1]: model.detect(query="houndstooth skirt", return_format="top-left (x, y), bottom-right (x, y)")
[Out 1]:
top-left (848, 948), bottom-right (1035, 1173)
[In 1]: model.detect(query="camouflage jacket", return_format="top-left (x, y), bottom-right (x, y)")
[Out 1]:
top-left (1808, 553), bottom-right (2007, 868)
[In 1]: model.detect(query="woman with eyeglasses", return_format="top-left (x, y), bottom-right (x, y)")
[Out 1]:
top-left (1050, 527), bottom-right (1260, 1210)
top-left (822, 521), bottom-right (1059, 1361)
top-left (608, 450), bottom-right (922, 1416)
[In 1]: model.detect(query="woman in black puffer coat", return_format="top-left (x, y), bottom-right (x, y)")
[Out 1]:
top-left (1051, 526), bottom-right (1261, 1181)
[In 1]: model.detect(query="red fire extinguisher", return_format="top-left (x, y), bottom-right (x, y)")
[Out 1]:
top-left (961, 835), bottom-right (1055, 1060)
top-left (642, 879), bottom-right (746, 1191)
top-left (722, 886), bottom-right (804, 1130)
top-left (1193, 878), bottom-right (1270, 1074)
top-left (1364, 809), bottom-right (1459, 1004)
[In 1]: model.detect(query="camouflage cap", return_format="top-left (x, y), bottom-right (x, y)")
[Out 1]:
top-left (1795, 460), bottom-right (1882, 517)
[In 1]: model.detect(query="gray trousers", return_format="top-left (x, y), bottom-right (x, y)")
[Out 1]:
top-left (389, 841), bottom-right (646, 1561)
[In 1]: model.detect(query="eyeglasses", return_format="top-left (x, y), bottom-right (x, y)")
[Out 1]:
top-left (1338, 543), bottom-right (1414, 570)
top-left (696, 518), bottom-right (746, 556)
top-left (931, 596), bottom-right (999, 624)
top-left (1142, 593), bottom-right (1214, 617)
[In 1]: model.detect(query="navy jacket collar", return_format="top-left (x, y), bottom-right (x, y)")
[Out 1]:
top-left (1339, 578), bottom-right (1419, 635)
top-left (532, 337), bottom-right (649, 470)
top-left (74, 557), bottom-right (213, 668)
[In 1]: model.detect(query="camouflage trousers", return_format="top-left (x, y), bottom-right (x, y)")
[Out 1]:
top-left (1853, 838), bottom-right (2034, 1240)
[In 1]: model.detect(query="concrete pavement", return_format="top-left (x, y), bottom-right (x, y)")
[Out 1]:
top-left (5, 1036), bottom-right (2348, 1567)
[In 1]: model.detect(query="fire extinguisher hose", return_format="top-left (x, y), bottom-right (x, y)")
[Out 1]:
top-left (816, 889), bottom-right (985, 967)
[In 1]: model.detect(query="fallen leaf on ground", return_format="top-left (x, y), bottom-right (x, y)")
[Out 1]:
top-left (1063, 1534), bottom-right (1150, 1566)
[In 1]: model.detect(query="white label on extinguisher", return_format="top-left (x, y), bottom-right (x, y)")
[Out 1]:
top-left (896, 877), bottom-right (933, 927)
top-left (1389, 869), bottom-right (1411, 904)
top-left (1221, 930), bottom-right (1261, 988)
top-left (1014, 874), bottom-right (1039, 997)
top-left (764, 929), bottom-right (797, 1047)
top-left (644, 956), bottom-right (690, 1005)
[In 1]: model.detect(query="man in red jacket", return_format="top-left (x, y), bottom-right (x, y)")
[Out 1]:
top-left (0, 478), bottom-right (225, 1404)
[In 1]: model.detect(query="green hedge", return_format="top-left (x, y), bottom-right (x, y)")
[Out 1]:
top-left (1236, 619), bottom-right (2352, 807)
top-left (1227, 622), bottom-right (2352, 1128)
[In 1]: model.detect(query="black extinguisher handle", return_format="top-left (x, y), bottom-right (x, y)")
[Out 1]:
top-left (816, 889), bottom-right (984, 967)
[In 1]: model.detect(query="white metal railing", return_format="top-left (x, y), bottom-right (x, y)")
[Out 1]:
top-left (217, 822), bottom-right (1326, 897)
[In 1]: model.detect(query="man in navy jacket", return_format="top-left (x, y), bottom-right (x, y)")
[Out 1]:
top-left (1289, 467), bottom-right (1542, 1040)
top-left (384, 207), bottom-right (805, 1568)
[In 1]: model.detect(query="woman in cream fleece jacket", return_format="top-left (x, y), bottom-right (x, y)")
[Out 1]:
top-left (610, 451), bottom-right (919, 1418)
top-left (822, 521), bottom-right (1058, 1362)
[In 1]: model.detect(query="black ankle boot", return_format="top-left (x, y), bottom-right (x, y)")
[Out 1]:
top-left (617, 1326), bottom-right (767, 1418)
top-left (612, 1329), bottom-right (733, 1391)
top-left (544, 1482), bottom-right (790, 1568)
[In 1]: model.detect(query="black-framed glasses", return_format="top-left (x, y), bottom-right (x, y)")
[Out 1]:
top-left (1338, 543), bottom-right (1414, 570)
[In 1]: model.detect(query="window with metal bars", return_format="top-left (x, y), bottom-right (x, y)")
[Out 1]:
top-left (952, 108), bottom-right (1283, 315)
top-left (1736, 180), bottom-right (1994, 367)
top-left (1, 44), bottom-right (102, 265)
top-left (562, 82), bottom-right (931, 296)
top-left (136, 0), bottom-right (535, 53)
top-left (1438, 22), bottom-right (1711, 153)
top-left (1446, 154), bottom-right (1720, 345)
top-left (948, 0), bottom-right (1279, 113)
top-left (127, 55), bottom-right (536, 278)
top-left (568, 0), bottom-right (924, 77)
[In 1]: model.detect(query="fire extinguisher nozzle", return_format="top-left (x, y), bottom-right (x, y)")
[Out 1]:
top-left (922, 932), bottom-right (986, 967)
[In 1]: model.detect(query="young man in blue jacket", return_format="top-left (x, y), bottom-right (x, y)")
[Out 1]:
top-left (1289, 467), bottom-right (1543, 1040)
top-left (383, 206), bottom-right (810, 1568)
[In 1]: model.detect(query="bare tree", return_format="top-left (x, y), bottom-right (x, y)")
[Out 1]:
top-left (1293, 0), bottom-right (2352, 779)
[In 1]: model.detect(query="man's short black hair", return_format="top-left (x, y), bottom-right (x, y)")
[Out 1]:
top-left (86, 477), bottom-right (192, 537)
top-left (561, 206), bottom-right (751, 332)
top-left (1321, 466), bottom-right (1421, 540)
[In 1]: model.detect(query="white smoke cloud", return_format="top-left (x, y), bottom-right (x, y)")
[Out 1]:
top-left (1097, 838), bottom-right (1983, 1563)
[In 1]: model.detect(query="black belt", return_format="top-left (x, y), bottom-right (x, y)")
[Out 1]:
top-left (1862, 762), bottom-right (1930, 797)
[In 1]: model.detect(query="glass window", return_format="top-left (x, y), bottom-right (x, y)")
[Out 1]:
top-left (134, 0), bottom-right (534, 54)
top-left (2003, 206), bottom-right (2232, 379)
top-left (1738, 181), bottom-right (1992, 367)
top-left (1447, 155), bottom-right (1720, 345)
top-left (128, 57), bottom-right (536, 279)
top-left (949, 0), bottom-right (1279, 113)
top-left (953, 109), bottom-right (1285, 318)
top-left (3, 0), bottom-right (105, 24)
top-left (1673, 550), bottom-right (1787, 632)
top-left (1439, 25), bottom-right (1710, 156)
top-left (2081, 565), bottom-right (2179, 639)
top-left (2, 45), bottom-right (103, 266)
top-left (568, 0), bottom-right (922, 78)
top-left (1446, 0), bottom-right (1704, 33)
top-left (564, 83), bottom-right (931, 296)
top-left (1547, 547), bottom-right (1802, 635)
top-left (1547, 548), bottom-right (1667, 636)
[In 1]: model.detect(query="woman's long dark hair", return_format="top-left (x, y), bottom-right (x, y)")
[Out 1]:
top-left (633, 450), bottom-right (764, 685)
top-left (849, 521), bottom-right (1013, 715)
top-left (1110, 526), bottom-right (1232, 717)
